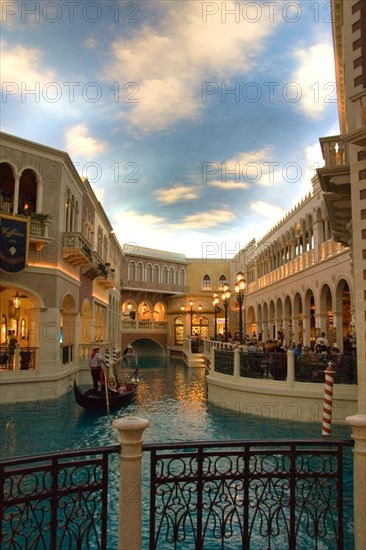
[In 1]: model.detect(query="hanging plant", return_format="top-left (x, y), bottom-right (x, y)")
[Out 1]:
top-left (30, 212), bottom-right (52, 225)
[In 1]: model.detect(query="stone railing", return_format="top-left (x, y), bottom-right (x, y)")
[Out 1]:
top-left (319, 136), bottom-right (348, 167)
top-left (122, 279), bottom-right (188, 294)
top-left (120, 320), bottom-right (168, 332)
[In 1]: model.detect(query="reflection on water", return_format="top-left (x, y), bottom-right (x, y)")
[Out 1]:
top-left (0, 356), bottom-right (354, 549)
top-left (0, 356), bottom-right (352, 459)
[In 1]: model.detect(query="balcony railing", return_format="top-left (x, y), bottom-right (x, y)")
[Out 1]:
top-left (319, 136), bottom-right (349, 167)
top-left (62, 232), bottom-right (93, 266)
top-left (121, 320), bottom-right (168, 331)
top-left (122, 279), bottom-right (188, 294)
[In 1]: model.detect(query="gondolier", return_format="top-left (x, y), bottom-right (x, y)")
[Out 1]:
top-left (89, 346), bottom-right (105, 393)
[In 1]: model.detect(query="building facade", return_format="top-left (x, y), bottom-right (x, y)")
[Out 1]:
top-left (0, 133), bottom-right (124, 402)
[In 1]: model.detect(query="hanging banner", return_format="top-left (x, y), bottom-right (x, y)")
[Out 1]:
top-left (0, 214), bottom-right (30, 273)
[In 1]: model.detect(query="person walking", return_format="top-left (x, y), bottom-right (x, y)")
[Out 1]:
top-left (89, 346), bottom-right (105, 393)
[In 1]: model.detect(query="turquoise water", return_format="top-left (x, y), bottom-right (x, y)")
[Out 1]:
top-left (0, 357), bottom-right (354, 548)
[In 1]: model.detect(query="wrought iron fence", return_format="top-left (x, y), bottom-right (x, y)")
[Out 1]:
top-left (0, 446), bottom-right (119, 550)
top-left (215, 349), bottom-right (357, 384)
top-left (296, 353), bottom-right (357, 384)
top-left (214, 349), bottom-right (234, 375)
top-left (0, 346), bottom-right (37, 371)
top-left (146, 439), bottom-right (353, 550)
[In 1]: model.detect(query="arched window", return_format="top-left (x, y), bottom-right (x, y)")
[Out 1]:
top-left (162, 266), bottom-right (168, 284)
top-left (136, 262), bottom-right (143, 281)
top-left (146, 263), bottom-right (153, 282)
top-left (179, 268), bottom-right (186, 286)
top-left (218, 274), bottom-right (227, 290)
top-left (168, 267), bottom-right (175, 284)
top-left (174, 317), bottom-right (184, 345)
top-left (153, 264), bottom-right (159, 283)
top-left (103, 235), bottom-right (108, 262)
top-left (0, 163), bottom-right (15, 213)
top-left (202, 274), bottom-right (212, 291)
top-left (19, 169), bottom-right (37, 215)
top-left (97, 227), bottom-right (103, 256)
top-left (128, 260), bottom-right (136, 280)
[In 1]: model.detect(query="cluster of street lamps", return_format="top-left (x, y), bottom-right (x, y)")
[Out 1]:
top-left (181, 300), bottom-right (202, 335)
top-left (213, 272), bottom-right (246, 342)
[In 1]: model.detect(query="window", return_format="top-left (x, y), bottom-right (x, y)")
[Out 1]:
top-left (128, 260), bottom-right (136, 280)
top-left (202, 274), bottom-right (212, 291)
top-left (179, 268), bottom-right (186, 286)
top-left (146, 263), bottom-right (153, 282)
top-left (218, 274), bottom-right (227, 289)
top-left (162, 266), bottom-right (168, 284)
top-left (168, 267), bottom-right (175, 285)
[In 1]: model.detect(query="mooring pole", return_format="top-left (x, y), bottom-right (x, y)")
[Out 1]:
top-left (321, 362), bottom-right (335, 436)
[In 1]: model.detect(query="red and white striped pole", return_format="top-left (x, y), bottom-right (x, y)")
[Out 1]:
top-left (322, 361), bottom-right (336, 436)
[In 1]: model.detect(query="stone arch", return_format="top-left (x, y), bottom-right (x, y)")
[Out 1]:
top-left (60, 292), bottom-right (77, 347)
top-left (80, 298), bottom-right (93, 343)
top-left (246, 305), bottom-right (256, 336)
top-left (0, 162), bottom-right (16, 213)
top-left (153, 302), bottom-right (166, 322)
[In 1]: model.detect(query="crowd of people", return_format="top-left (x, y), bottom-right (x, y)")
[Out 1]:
top-left (211, 330), bottom-right (356, 357)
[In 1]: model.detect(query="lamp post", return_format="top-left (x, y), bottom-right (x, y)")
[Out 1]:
top-left (235, 272), bottom-right (246, 344)
top-left (221, 283), bottom-right (231, 342)
top-left (182, 301), bottom-right (202, 337)
top-left (213, 292), bottom-right (220, 340)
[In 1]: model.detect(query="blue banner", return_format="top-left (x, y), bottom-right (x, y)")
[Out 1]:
top-left (0, 214), bottom-right (29, 273)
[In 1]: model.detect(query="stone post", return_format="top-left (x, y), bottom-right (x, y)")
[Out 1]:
top-left (286, 349), bottom-right (295, 383)
top-left (210, 347), bottom-right (215, 372)
top-left (345, 415), bottom-right (366, 550)
top-left (234, 347), bottom-right (240, 377)
top-left (113, 416), bottom-right (150, 550)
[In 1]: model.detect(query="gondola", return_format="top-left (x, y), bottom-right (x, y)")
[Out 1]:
top-left (73, 380), bottom-right (137, 411)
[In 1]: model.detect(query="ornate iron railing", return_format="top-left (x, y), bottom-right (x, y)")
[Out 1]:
top-left (215, 349), bottom-right (357, 384)
top-left (296, 354), bottom-right (357, 384)
top-left (146, 439), bottom-right (353, 550)
top-left (214, 350), bottom-right (234, 375)
top-left (0, 446), bottom-right (119, 550)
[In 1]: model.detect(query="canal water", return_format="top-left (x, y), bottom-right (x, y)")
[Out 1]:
top-left (0, 356), bottom-right (354, 548)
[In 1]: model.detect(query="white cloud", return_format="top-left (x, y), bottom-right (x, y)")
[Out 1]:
top-left (291, 43), bottom-right (337, 118)
top-left (64, 124), bottom-right (108, 160)
top-left (174, 209), bottom-right (235, 229)
top-left (84, 37), bottom-right (97, 49)
top-left (104, 1), bottom-right (278, 132)
top-left (1, 42), bottom-right (55, 89)
top-left (208, 180), bottom-right (249, 190)
top-left (205, 147), bottom-right (283, 188)
top-left (155, 185), bottom-right (200, 204)
top-left (251, 201), bottom-right (286, 221)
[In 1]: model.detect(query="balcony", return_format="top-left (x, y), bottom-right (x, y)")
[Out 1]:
top-left (121, 319), bottom-right (168, 332)
top-left (317, 136), bottom-right (351, 247)
top-left (29, 216), bottom-right (53, 251)
top-left (63, 232), bottom-right (93, 266)
top-left (122, 279), bottom-right (189, 295)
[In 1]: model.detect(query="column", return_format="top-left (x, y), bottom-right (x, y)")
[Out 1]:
top-left (13, 174), bottom-right (20, 214)
top-left (345, 415), bottom-right (366, 550)
top-left (113, 417), bottom-right (150, 550)
top-left (234, 347), bottom-right (240, 377)
top-left (286, 349), bottom-right (295, 383)
top-left (303, 314), bottom-right (311, 348)
top-left (333, 311), bottom-right (343, 351)
top-left (29, 307), bottom-right (61, 373)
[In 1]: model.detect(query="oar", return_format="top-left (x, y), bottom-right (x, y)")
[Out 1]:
top-left (103, 365), bottom-right (110, 415)
top-left (104, 347), bottom-right (111, 415)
